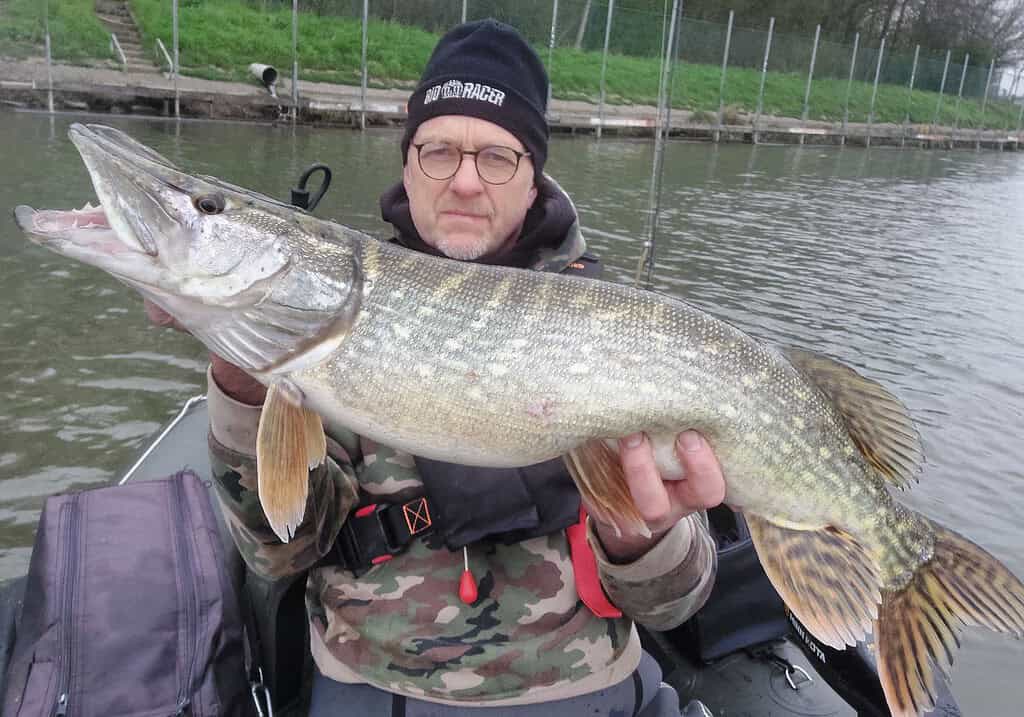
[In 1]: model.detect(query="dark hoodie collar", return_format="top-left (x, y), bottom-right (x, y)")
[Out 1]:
top-left (379, 176), bottom-right (581, 270)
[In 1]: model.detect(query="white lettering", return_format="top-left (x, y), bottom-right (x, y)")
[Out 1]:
top-left (788, 612), bottom-right (827, 663)
top-left (442, 80), bottom-right (462, 100)
top-left (421, 80), bottom-right (506, 108)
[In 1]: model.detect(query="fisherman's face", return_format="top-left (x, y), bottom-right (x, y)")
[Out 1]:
top-left (404, 116), bottom-right (538, 261)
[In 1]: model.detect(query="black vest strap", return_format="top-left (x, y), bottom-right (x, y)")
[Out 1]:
top-left (414, 457), bottom-right (581, 551)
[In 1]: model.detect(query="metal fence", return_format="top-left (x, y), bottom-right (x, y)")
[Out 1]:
top-left (13, 0), bottom-right (1024, 138)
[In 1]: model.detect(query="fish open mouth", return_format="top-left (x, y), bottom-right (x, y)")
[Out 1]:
top-left (14, 203), bottom-right (138, 256)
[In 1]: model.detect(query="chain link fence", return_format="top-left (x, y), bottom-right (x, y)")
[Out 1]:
top-left (4, 0), bottom-right (1022, 134)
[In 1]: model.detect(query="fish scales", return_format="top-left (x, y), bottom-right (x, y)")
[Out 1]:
top-left (299, 238), bottom-right (930, 592)
top-left (299, 239), bottom-right (878, 528)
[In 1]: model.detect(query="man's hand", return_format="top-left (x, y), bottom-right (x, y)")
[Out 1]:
top-left (591, 431), bottom-right (726, 564)
top-left (144, 299), bottom-right (267, 405)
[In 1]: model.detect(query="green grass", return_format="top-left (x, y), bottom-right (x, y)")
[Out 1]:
top-left (551, 48), bottom-right (1019, 129)
top-left (130, 0), bottom-right (436, 86)
top-left (0, 0), bottom-right (111, 61)
top-left (4, 0), bottom-right (1019, 131)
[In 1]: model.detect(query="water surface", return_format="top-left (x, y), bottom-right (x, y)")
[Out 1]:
top-left (1, 113), bottom-right (1022, 713)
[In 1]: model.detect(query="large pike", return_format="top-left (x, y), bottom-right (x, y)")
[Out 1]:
top-left (13, 124), bottom-right (1024, 717)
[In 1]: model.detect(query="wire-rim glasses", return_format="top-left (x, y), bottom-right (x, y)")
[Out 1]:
top-left (413, 142), bottom-right (531, 185)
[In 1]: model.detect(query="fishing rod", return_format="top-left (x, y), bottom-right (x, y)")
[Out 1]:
top-left (635, 0), bottom-right (683, 288)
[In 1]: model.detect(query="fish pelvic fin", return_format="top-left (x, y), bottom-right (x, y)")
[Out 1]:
top-left (875, 519), bottom-right (1024, 717)
top-left (304, 407), bottom-right (327, 471)
top-left (256, 382), bottom-right (326, 543)
top-left (746, 513), bottom-right (880, 649)
top-left (564, 440), bottom-right (650, 539)
top-left (781, 347), bottom-right (924, 489)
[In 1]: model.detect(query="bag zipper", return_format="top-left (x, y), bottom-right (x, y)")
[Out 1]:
top-left (53, 496), bottom-right (81, 717)
top-left (171, 478), bottom-right (201, 717)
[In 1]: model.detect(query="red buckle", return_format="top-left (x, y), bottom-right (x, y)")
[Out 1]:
top-left (355, 503), bottom-right (378, 518)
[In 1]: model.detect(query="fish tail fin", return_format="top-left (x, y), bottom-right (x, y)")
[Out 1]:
top-left (256, 382), bottom-right (326, 543)
top-left (564, 440), bottom-right (650, 539)
top-left (876, 520), bottom-right (1024, 717)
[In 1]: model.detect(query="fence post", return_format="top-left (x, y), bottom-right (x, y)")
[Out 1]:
top-left (597, 0), bottom-right (615, 139)
top-left (43, 10), bottom-right (54, 113)
top-left (976, 58), bottom-right (994, 149)
top-left (547, 0), bottom-right (559, 110)
top-left (360, 0), bottom-right (368, 130)
top-left (952, 53), bottom-right (970, 145)
top-left (1010, 67), bottom-right (1024, 100)
top-left (839, 32), bottom-right (859, 145)
top-left (901, 44), bottom-right (919, 147)
top-left (44, 30), bottom-right (55, 113)
top-left (799, 24), bottom-right (820, 145)
top-left (1006, 70), bottom-right (1022, 141)
top-left (866, 37), bottom-right (885, 148)
top-left (1016, 101), bottom-right (1024, 143)
top-left (461, 0), bottom-right (467, 24)
top-left (753, 16), bottom-right (775, 144)
top-left (172, 0), bottom-right (179, 118)
top-left (932, 49), bottom-right (950, 130)
top-left (715, 10), bottom-right (734, 143)
top-left (290, 0), bottom-right (298, 122)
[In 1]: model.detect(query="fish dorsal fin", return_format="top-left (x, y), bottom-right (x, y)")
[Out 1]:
top-left (781, 347), bottom-right (924, 489)
top-left (745, 513), bottom-right (881, 649)
top-left (256, 381), bottom-right (327, 543)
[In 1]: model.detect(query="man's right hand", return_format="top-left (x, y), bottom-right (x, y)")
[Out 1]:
top-left (145, 299), bottom-right (268, 406)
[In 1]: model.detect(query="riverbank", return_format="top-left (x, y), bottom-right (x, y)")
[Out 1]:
top-left (1, 57), bottom-right (1020, 150)
top-left (5, 0), bottom-right (1021, 130)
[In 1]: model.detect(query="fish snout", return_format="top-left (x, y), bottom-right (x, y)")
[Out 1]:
top-left (13, 205), bottom-right (38, 234)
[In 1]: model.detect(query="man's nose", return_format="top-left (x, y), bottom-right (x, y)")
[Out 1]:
top-left (449, 154), bottom-right (485, 196)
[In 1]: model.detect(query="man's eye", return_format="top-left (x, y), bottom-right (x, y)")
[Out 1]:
top-left (422, 144), bottom-right (458, 160)
top-left (479, 149), bottom-right (516, 168)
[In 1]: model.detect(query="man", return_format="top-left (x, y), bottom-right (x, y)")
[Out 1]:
top-left (150, 19), bottom-right (725, 717)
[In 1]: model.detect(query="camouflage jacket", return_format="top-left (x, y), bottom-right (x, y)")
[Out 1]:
top-left (207, 183), bottom-right (717, 706)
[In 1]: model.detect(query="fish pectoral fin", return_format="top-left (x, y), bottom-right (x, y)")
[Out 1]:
top-left (745, 513), bottom-right (881, 650)
top-left (304, 408), bottom-right (327, 470)
top-left (564, 440), bottom-right (650, 539)
top-left (256, 381), bottom-right (325, 543)
top-left (781, 347), bottom-right (924, 489)
top-left (875, 519), bottom-right (1024, 717)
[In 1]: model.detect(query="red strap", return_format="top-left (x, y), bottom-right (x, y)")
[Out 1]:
top-left (567, 505), bottom-right (623, 619)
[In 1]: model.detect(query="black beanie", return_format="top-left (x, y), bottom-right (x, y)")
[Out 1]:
top-left (402, 20), bottom-right (549, 183)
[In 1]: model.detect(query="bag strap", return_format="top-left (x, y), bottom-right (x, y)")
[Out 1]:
top-left (240, 583), bottom-right (274, 717)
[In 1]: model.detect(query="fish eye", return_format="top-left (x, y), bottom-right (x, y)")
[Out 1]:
top-left (194, 193), bottom-right (226, 215)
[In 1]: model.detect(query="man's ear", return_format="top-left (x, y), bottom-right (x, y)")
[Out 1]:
top-left (528, 182), bottom-right (538, 206)
top-left (403, 159), bottom-right (413, 192)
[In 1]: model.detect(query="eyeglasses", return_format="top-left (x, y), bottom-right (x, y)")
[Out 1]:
top-left (412, 142), bottom-right (531, 185)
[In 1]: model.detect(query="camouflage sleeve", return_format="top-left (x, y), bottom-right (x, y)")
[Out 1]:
top-left (587, 512), bottom-right (718, 631)
top-left (206, 368), bottom-right (360, 580)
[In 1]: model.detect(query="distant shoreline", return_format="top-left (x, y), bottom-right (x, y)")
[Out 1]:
top-left (3, 0), bottom-right (1021, 136)
top-left (2, 59), bottom-right (1020, 151)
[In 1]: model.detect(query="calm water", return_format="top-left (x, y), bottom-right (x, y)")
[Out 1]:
top-left (1, 112), bottom-right (1023, 713)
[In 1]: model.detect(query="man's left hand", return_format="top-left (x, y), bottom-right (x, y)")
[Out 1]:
top-left (591, 431), bottom-right (726, 564)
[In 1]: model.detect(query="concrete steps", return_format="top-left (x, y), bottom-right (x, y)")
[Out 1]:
top-left (94, 0), bottom-right (158, 73)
